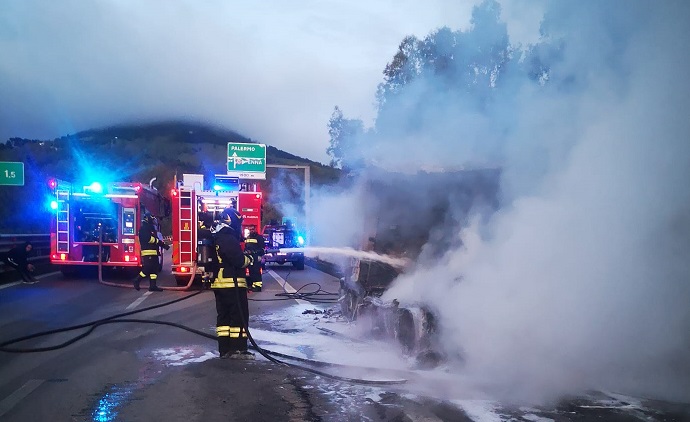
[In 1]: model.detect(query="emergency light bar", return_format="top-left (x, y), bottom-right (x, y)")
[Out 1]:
top-left (213, 175), bottom-right (239, 191)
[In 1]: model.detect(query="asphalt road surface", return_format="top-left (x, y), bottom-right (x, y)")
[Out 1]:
top-left (1, 260), bottom-right (689, 421)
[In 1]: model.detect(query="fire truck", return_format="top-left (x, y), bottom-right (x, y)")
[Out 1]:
top-left (170, 174), bottom-right (262, 285)
top-left (48, 178), bottom-right (170, 275)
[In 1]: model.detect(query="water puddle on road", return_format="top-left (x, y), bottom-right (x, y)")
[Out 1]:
top-left (84, 345), bottom-right (217, 421)
top-left (91, 383), bottom-right (137, 422)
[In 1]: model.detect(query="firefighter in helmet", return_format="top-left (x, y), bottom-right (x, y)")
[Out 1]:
top-left (211, 207), bottom-right (256, 359)
top-left (244, 226), bottom-right (265, 292)
top-left (133, 212), bottom-right (169, 291)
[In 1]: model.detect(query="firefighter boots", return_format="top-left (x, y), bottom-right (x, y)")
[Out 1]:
top-left (221, 351), bottom-right (255, 360)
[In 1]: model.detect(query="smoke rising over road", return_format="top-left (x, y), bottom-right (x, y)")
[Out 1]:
top-left (328, 0), bottom-right (690, 404)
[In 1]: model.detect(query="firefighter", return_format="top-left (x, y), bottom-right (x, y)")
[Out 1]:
top-left (133, 212), bottom-right (169, 291)
top-left (211, 207), bottom-right (256, 359)
top-left (244, 226), bottom-right (265, 292)
top-left (2, 242), bottom-right (37, 284)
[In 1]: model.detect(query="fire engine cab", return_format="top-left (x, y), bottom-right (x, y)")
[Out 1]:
top-left (170, 173), bottom-right (262, 285)
top-left (48, 178), bottom-right (170, 275)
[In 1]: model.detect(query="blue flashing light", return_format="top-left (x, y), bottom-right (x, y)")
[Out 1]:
top-left (89, 182), bottom-right (103, 193)
top-left (297, 236), bottom-right (305, 245)
top-left (213, 184), bottom-right (222, 191)
top-left (50, 200), bottom-right (58, 210)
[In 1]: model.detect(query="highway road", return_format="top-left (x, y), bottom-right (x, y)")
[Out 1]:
top-left (1, 262), bottom-right (689, 421)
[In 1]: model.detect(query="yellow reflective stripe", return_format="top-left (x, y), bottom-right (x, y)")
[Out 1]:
top-left (242, 256), bottom-right (252, 268)
top-left (216, 326), bottom-right (246, 338)
top-left (211, 280), bottom-right (247, 289)
top-left (211, 269), bottom-right (247, 288)
top-left (148, 236), bottom-right (158, 244)
top-left (150, 274), bottom-right (157, 280)
top-left (228, 332), bottom-right (247, 338)
top-left (252, 281), bottom-right (262, 288)
top-left (141, 249), bottom-right (158, 256)
top-left (139, 271), bottom-right (146, 277)
top-left (245, 238), bottom-right (258, 243)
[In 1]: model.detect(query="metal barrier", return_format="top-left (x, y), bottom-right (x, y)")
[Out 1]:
top-left (0, 234), bottom-right (52, 281)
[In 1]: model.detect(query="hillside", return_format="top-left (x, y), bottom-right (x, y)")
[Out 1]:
top-left (0, 121), bottom-right (341, 232)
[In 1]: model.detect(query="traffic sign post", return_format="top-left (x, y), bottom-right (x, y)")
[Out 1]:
top-left (0, 162), bottom-right (24, 186)
top-left (227, 143), bottom-right (266, 180)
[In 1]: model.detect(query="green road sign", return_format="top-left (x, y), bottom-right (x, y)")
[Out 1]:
top-left (0, 162), bottom-right (24, 186)
top-left (227, 143), bottom-right (266, 180)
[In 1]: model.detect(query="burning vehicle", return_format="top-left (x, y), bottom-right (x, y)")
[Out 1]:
top-left (338, 168), bottom-right (500, 365)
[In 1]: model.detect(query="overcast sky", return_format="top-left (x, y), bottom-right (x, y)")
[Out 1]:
top-left (0, 0), bottom-right (543, 163)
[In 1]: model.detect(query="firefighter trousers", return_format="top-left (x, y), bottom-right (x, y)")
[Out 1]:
top-left (213, 287), bottom-right (249, 355)
top-left (137, 255), bottom-right (160, 286)
top-left (247, 260), bottom-right (262, 290)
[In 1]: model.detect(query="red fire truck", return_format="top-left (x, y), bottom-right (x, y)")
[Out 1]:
top-left (170, 174), bottom-right (262, 285)
top-left (48, 178), bottom-right (169, 275)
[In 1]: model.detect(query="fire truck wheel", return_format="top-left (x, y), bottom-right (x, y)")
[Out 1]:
top-left (293, 257), bottom-right (305, 270)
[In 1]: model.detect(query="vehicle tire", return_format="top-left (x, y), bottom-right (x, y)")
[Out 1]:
top-left (395, 308), bottom-right (416, 354)
top-left (293, 257), bottom-right (305, 270)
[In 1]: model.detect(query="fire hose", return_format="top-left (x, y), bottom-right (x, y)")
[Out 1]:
top-left (95, 222), bottom-right (197, 291)
top-left (0, 280), bottom-right (407, 386)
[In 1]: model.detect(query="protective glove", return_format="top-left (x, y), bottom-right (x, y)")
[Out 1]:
top-left (243, 250), bottom-right (256, 266)
top-left (159, 241), bottom-right (171, 250)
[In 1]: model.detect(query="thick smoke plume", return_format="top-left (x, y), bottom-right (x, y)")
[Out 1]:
top-left (328, 0), bottom-right (690, 404)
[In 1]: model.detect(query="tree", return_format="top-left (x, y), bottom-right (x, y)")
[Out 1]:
top-left (326, 106), bottom-right (364, 168)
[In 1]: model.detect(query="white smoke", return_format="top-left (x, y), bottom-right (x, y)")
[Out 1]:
top-left (375, 0), bottom-right (690, 404)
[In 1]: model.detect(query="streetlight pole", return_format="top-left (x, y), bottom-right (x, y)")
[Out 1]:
top-left (266, 164), bottom-right (311, 245)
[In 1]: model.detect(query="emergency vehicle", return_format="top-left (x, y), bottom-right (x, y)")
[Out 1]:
top-left (170, 174), bottom-right (262, 285)
top-left (262, 222), bottom-right (305, 270)
top-left (48, 178), bottom-right (170, 275)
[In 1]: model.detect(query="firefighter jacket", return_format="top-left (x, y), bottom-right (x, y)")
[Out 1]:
top-left (4, 244), bottom-right (31, 269)
top-left (244, 233), bottom-right (265, 256)
top-left (211, 225), bottom-right (253, 289)
top-left (138, 221), bottom-right (163, 257)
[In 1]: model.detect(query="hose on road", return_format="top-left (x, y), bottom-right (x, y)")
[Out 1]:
top-left (0, 289), bottom-right (407, 386)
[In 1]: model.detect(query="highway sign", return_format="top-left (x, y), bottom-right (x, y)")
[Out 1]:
top-left (0, 161), bottom-right (24, 186)
top-left (227, 143), bottom-right (266, 180)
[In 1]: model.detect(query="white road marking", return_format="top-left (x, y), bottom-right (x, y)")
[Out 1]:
top-left (36, 271), bottom-right (61, 280)
top-left (0, 271), bottom-right (61, 290)
top-left (125, 291), bottom-right (153, 310)
top-left (0, 281), bottom-right (21, 290)
top-left (266, 270), bottom-right (310, 305)
top-left (0, 379), bottom-right (44, 418)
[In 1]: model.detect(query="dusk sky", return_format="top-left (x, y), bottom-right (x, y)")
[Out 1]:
top-left (0, 0), bottom-right (543, 162)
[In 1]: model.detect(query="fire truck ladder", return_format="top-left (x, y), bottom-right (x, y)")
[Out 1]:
top-left (56, 189), bottom-right (70, 253)
top-left (178, 190), bottom-right (194, 265)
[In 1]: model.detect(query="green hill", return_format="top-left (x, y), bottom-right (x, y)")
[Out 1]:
top-left (0, 121), bottom-right (340, 232)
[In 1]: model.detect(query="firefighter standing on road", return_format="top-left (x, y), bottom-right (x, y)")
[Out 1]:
top-left (211, 208), bottom-right (256, 359)
top-left (244, 226), bottom-right (265, 292)
top-left (133, 212), bottom-right (168, 291)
